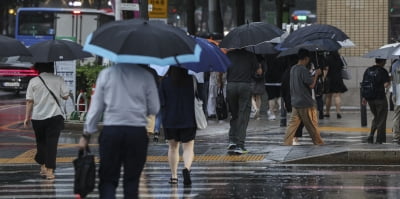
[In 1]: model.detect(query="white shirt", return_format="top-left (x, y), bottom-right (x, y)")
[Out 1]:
top-left (26, 73), bottom-right (69, 120)
top-left (84, 63), bottom-right (160, 134)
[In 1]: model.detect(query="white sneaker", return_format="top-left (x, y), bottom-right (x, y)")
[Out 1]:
top-left (293, 138), bottom-right (300, 145)
top-left (268, 114), bottom-right (276, 121)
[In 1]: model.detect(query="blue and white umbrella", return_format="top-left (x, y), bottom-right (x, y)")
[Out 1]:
top-left (83, 19), bottom-right (201, 66)
top-left (182, 37), bottom-right (231, 72)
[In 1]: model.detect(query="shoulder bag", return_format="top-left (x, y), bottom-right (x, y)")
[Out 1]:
top-left (192, 77), bottom-right (207, 129)
top-left (38, 76), bottom-right (66, 117)
top-left (340, 56), bottom-right (352, 80)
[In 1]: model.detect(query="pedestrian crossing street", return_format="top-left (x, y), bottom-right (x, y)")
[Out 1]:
top-left (0, 162), bottom-right (269, 198)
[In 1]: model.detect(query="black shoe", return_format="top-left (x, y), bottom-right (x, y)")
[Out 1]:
top-left (319, 114), bottom-right (324, 119)
top-left (337, 114), bottom-right (342, 119)
top-left (367, 136), bottom-right (373, 144)
top-left (153, 132), bottom-right (159, 142)
top-left (182, 168), bottom-right (192, 186)
top-left (324, 114), bottom-right (330, 118)
top-left (234, 146), bottom-right (248, 154)
top-left (227, 143), bottom-right (236, 152)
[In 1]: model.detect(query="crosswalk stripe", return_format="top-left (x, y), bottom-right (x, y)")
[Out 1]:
top-left (0, 163), bottom-right (258, 198)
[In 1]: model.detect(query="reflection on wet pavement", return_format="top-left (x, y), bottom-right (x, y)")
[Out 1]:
top-left (1, 163), bottom-right (400, 198)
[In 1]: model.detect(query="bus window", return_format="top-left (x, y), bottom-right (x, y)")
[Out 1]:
top-left (18, 11), bottom-right (55, 36)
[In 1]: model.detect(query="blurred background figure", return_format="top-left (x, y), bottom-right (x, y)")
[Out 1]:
top-left (324, 51), bottom-right (348, 119)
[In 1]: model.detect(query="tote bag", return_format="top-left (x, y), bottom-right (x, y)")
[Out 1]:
top-left (73, 146), bottom-right (96, 198)
top-left (193, 77), bottom-right (207, 129)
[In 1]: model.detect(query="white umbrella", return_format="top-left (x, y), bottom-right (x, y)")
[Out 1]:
top-left (363, 43), bottom-right (400, 59)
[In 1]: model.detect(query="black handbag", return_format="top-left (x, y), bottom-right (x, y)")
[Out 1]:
top-left (73, 146), bottom-right (96, 198)
top-left (216, 88), bottom-right (228, 120)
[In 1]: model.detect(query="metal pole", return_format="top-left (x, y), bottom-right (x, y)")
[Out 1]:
top-left (208, 0), bottom-right (217, 33)
top-left (115, 0), bottom-right (122, 21)
top-left (280, 97), bottom-right (287, 127)
top-left (360, 85), bottom-right (367, 126)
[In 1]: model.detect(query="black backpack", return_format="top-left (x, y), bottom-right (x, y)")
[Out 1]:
top-left (360, 67), bottom-right (378, 100)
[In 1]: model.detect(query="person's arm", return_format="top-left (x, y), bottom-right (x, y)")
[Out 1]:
top-left (309, 69), bottom-right (322, 89)
top-left (24, 100), bottom-right (33, 128)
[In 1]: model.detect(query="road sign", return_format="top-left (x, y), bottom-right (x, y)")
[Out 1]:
top-left (120, 3), bottom-right (140, 11)
top-left (148, 0), bottom-right (168, 18)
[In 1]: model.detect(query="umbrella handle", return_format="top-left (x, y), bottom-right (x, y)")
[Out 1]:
top-left (173, 56), bottom-right (181, 66)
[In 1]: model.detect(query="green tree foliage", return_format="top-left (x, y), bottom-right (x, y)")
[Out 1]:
top-left (76, 63), bottom-right (105, 100)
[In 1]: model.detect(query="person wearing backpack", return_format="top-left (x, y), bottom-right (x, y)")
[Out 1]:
top-left (361, 58), bottom-right (391, 144)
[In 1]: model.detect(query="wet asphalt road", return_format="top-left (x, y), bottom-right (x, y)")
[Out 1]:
top-left (2, 90), bottom-right (400, 198)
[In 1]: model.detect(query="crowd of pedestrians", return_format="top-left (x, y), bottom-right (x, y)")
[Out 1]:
top-left (23, 31), bottom-right (398, 199)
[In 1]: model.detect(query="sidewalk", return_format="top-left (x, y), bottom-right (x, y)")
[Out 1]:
top-left (63, 111), bottom-right (400, 165)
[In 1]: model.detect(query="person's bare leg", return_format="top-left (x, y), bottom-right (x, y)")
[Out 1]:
top-left (168, 140), bottom-right (180, 179)
top-left (325, 93), bottom-right (332, 116)
top-left (334, 93), bottom-right (342, 114)
top-left (182, 140), bottom-right (195, 170)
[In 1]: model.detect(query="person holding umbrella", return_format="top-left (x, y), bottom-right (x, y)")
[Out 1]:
top-left (226, 49), bottom-right (260, 154)
top-left (159, 67), bottom-right (197, 186)
top-left (283, 49), bottom-right (324, 145)
top-left (79, 63), bottom-right (160, 198)
top-left (78, 19), bottom-right (203, 198)
top-left (24, 62), bottom-right (70, 180)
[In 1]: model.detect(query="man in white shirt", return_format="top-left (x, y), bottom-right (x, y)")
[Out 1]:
top-left (79, 63), bottom-right (160, 199)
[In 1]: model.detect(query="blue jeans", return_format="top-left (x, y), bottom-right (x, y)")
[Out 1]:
top-left (154, 111), bottom-right (162, 133)
top-left (98, 126), bottom-right (148, 199)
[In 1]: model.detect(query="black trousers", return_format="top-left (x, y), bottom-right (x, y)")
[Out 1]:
top-left (368, 97), bottom-right (388, 143)
top-left (31, 115), bottom-right (64, 169)
top-left (98, 126), bottom-right (148, 199)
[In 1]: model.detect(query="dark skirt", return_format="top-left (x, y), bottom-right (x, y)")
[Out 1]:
top-left (324, 77), bottom-right (348, 93)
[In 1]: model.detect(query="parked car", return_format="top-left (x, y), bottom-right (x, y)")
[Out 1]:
top-left (290, 10), bottom-right (317, 24)
top-left (0, 56), bottom-right (38, 94)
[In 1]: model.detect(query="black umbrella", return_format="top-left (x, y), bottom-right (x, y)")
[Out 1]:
top-left (0, 35), bottom-right (31, 57)
top-left (83, 19), bottom-right (201, 66)
top-left (281, 24), bottom-right (355, 48)
top-left (278, 38), bottom-right (341, 57)
top-left (245, 41), bottom-right (279, 54)
top-left (28, 40), bottom-right (92, 62)
top-left (220, 22), bottom-right (284, 49)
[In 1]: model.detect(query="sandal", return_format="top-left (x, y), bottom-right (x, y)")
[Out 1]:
top-left (46, 173), bottom-right (55, 180)
top-left (45, 169), bottom-right (55, 180)
top-left (168, 177), bottom-right (178, 184)
top-left (40, 165), bottom-right (47, 177)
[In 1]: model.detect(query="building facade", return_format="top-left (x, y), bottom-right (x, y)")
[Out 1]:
top-left (317, 0), bottom-right (389, 57)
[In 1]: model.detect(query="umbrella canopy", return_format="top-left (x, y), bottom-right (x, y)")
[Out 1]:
top-left (28, 40), bottom-right (92, 62)
top-left (281, 24), bottom-right (355, 49)
top-left (83, 19), bottom-right (201, 66)
top-left (149, 37), bottom-right (230, 73)
top-left (245, 41), bottom-right (279, 54)
top-left (363, 43), bottom-right (400, 59)
top-left (387, 43), bottom-right (400, 58)
top-left (219, 22), bottom-right (284, 49)
top-left (0, 35), bottom-right (31, 57)
top-left (182, 37), bottom-right (231, 72)
top-left (278, 39), bottom-right (341, 57)
top-left (364, 48), bottom-right (397, 59)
